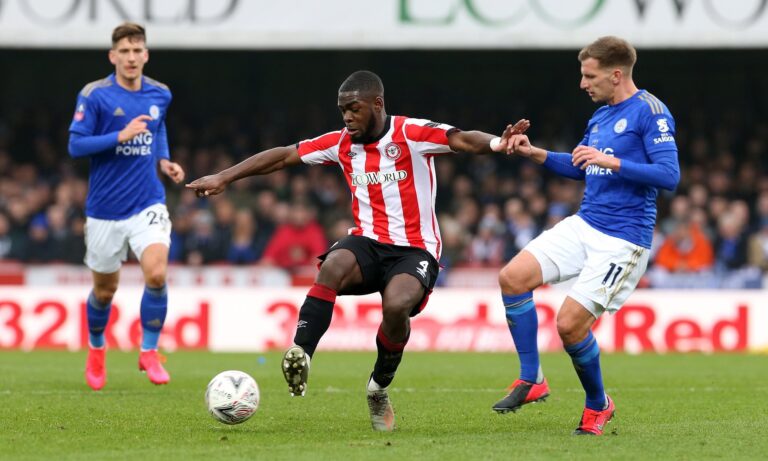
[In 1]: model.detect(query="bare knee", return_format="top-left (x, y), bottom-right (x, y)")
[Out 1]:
top-left (556, 317), bottom-right (581, 345)
top-left (383, 291), bottom-right (420, 321)
top-left (316, 249), bottom-right (359, 290)
top-left (498, 252), bottom-right (543, 295)
top-left (381, 292), bottom-right (417, 343)
top-left (144, 270), bottom-right (167, 289)
top-left (499, 264), bottom-right (531, 294)
top-left (92, 285), bottom-right (117, 304)
top-left (556, 309), bottom-right (593, 345)
top-left (382, 306), bottom-right (410, 329)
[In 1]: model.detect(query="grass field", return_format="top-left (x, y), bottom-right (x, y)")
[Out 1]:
top-left (1, 351), bottom-right (767, 461)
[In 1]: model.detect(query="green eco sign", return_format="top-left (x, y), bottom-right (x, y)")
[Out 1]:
top-left (399, 0), bottom-right (606, 27)
top-left (399, 0), bottom-right (767, 28)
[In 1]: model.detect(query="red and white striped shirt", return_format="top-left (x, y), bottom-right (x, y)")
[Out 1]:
top-left (297, 116), bottom-right (456, 260)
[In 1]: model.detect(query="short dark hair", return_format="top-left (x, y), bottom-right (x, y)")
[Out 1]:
top-left (339, 70), bottom-right (384, 96)
top-left (112, 22), bottom-right (146, 47)
top-left (578, 36), bottom-right (636, 73)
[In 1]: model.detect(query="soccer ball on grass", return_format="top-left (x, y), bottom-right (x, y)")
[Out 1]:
top-left (205, 370), bottom-right (260, 425)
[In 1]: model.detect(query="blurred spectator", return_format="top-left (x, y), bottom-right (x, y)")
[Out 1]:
top-left (327, 217), bottom-right (355, 244)
top-left (654, 219), bottom-right (714, 273)
top-left (2, 81), bottom-right (768, 289)
top-left (0, 212), bottom-right (25, 260)
top-left (437, 214), bottom-right (468, 271)
top-left (45, 204), bottom-right (76, 262)
top-left (26, 214), bottom-right (52, 263)
top-left (660, 195), bottom-right (690, 235)
top-left (260, 201), bottom-right (327, 270)
top-left (748, 220), bottom-right (768, 271)
top-left (502, 198), bottom-right (539, 260)
top-left (713, 212), bottom-right (749, 271)
top-left (465, 213), bottom-right (505, 267)
top-left (184, 210), bottom-right (228, 265)
top-left (753, 191), bottom-right (768, 231)
top-left (169, 205), bottom-right (193, 263)
top-left (67, 215), bottom-right (87, 264)
top-left (227, 208), bottom-right (268, 264)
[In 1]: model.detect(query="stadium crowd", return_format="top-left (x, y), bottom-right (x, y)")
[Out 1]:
top-left (1, 89), bottom-right (767, 289)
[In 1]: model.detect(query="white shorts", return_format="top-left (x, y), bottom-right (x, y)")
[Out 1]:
top-left (84, 203), bottom-right (172, 274)
top-left (524, 215), bottom-right (649, 317)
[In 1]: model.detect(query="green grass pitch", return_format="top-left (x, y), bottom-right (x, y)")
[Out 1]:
top-left (1, 351), bottom-right (767, 460)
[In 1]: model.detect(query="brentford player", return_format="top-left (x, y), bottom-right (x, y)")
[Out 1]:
top-left (187, 70), bottom-right (529, 431)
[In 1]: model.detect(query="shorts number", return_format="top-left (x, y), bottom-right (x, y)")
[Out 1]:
top-left (601, 262), bottom-right (623, 288)
top-left (147, 210), bottom-right (167, 226)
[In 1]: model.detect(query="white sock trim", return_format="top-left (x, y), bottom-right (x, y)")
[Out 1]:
top-left (367, 377), bottom-right (386, 392)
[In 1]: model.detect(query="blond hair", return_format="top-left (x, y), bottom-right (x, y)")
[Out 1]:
top-left (578, 36), bottom-right (636, 75)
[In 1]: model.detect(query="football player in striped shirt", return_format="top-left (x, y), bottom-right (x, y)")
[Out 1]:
top-left (493, 36), bottom-right (680, 435)
top-left (188, 70), bottom-right (529, 431)
top-left (68, 23), bottom-right (185, 391)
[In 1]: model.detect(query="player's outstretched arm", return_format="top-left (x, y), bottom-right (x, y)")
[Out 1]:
top-left (447, 119), bottom-right (530, 154)
top-left (507, 135), bottom-right (585, 180)
top-left (186, 145), bottom-right (301, 196)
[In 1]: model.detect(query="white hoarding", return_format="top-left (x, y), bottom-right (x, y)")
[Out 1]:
top-left (1, 287), bottom-right (765, 353)
top-left (1, 0), bottom-right (768, 49)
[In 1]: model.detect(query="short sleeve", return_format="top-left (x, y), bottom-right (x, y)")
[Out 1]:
top-left (403, 118), bottom-right (456, 156)
top-left (297, 130), bottom-right (342, 165)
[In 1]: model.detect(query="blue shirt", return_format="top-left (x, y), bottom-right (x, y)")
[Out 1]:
top-left (68, 73), bottom-right (171, 220)
top-left (543, 90), bottom-right (680, 249)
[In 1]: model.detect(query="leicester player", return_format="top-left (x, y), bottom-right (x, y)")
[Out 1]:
top-left (188, 70), bottom-right (529, 431)
top-left (492, 36), bottom-right (680, 435)
top-left (68, 23), bottom-right (185, 390)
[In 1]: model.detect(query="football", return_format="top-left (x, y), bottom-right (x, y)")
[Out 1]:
top-left (205, 370), bottom-right (260, 425)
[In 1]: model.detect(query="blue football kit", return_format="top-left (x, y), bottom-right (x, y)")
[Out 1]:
top-left (499, 89), bottom-right (681, 421)
top-left (68, 73), bottom-right (171, 220)
top-left (543, 90), bottom-right (680, 248)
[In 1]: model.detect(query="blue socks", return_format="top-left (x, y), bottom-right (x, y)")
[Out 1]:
top-left (87, 291), bottom-right (112, 348)
top-left (502, 292), bottom-right (540, 383)
top-left (140, 285), bottom-right (168, 351)
top-left (565, 330), bottom-right (606, 410)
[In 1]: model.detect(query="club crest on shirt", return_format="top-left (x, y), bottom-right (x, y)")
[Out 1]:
top-left (656, 118), bottom-right (670, 133)
top-left (613, 118), bottom-right (627, 133)
top-left (73, 104), bottom-right (85, 122)
top-left (591, 124), bottom-right (599, 133)
top-left (383, 143), bottom-right (402, 160)
top-left (149, 105), bottom-right (160, 119)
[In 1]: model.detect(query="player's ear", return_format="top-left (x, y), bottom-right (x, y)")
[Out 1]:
top-left (374, 96), bottom-right (384, 112)
top-left (108, 48), bottom-right (117, 65)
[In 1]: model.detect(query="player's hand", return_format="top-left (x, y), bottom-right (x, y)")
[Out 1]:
top-left (118, 114), bottom-right (153, 143)
top-left (186, 174), bottom-right (228, 197)
top-left (571, 145), bottom-right (621, 170)
top-left (492, 119), bottom-right (530, 152)
top-left (505, 134), bottom-right (534, 157)
top-left (159, 159), bottom-right (185, 184)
